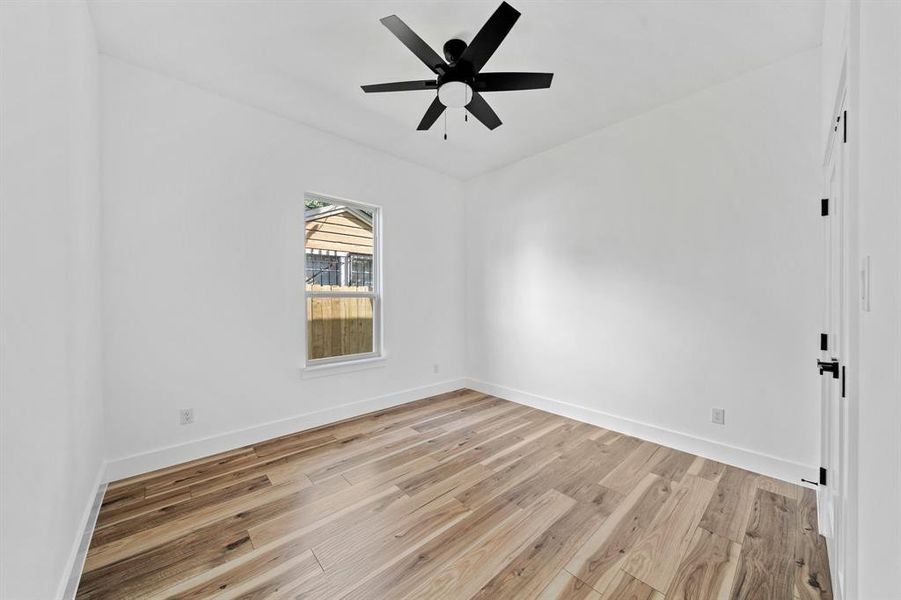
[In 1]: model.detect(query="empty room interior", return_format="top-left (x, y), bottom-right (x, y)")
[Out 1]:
top-left (2, 1), bottom-right (901, 599)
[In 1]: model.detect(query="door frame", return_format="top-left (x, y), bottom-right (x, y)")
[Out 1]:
top-left (820, 50), bottom-right (859, 600)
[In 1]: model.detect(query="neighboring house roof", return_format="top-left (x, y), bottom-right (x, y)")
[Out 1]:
top-left (305, 205), bottom-right (372, 227)
top-left (305, 205), bottom-right (373, 255)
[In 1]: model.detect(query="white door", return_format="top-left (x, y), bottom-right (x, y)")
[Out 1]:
top-left (819, 100), bottom-right (849, 599)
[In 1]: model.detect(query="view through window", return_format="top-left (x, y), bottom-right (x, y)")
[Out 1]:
top-left (304, 195), bottom-right (379, 363)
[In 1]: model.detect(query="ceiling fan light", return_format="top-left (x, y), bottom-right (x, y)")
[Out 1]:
top-left (437, 81), bottom-right (472, 109)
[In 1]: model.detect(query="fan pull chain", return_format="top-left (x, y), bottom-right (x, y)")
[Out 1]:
top-left (464, 87), bottom-right (469, 122)
top-left (444, 110), bottom-right (447, 140)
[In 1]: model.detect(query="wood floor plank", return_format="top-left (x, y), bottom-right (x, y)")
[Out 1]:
top-left (340, 423), bottom-right (509, 486)
top-left (621, 475), bottom-right (717, 592)
top-left (469, 498), bottom-right (611, 600)
top-left (77, 389), bottom-right (830, 600)
top-left (403, 490), bottom-right (576, 600)
top-left (554, 437), bottom-right (642, 502)
top-left (87, 475), bottom-right (274, 552)
top-left (309, 486), bottom-right (463, 570)
top-left (454, 445), bottom-right (561, 509)
top-left (210, 548), bottom-right (322, 600)
top-left (537, 571), bottom-right (602, 600)
top-left (686, 457), bottom-right (727, 482)
top-left (650, 447), bottom-right (697, 483)
top-left (83, 476), bottom-right (345, 572)
top-left (80, 478), bottom-right (377, 598)
top-left (411, 397), bottom-right (518, 432)
top-left (304, 427), bottom-right (433, 483)
top-left (274, 425), bottom-right (419, 475)
top-left (94, 487), bottom-right (192, 529)
top-left (397, 418), bottom-right (551, 496)
top-left (757, 475), bottom-right (807, 503)
top-left (665, 527), bottom-right (741, 600)
top-left (256, 427), bottom-right (418, 485)
top-left (794, 488), bottom-right (833, 599)
top-left (283, 496), bottom-right (471, 599)
top-left (698, 465), bottom-right (760, 543)
top-left (426, 417), bottom-right (533, 464)
top-left (403, 462), bottom-right (494, 506)
top-left (339, 495), bottom-right (528, 600)
top-left (342, 454), bottom-right (439, 487)
top-left (77, 527), bottom-right (255, 599)
top-left (106, 447), bottom-right (257, 492)
top-left (155, 533), bottom-right (325, 599)
top-left (565, 473), bottom-right (672, 593)
top-left (729, 489), bottom-right (798, 600)
top-left (142, 445), bottom-right (317, 499)
top-left (245, 476), bottom-right (394, 548)
top-left (601, 570), bottom-right (658, 600)
top-left (483, 420), bottom-right (578, 470)
top-left (159, 486), bottom-right (407, 598)
top-left (599, 440), bottom-right (667, 494)
top-left (501, 436), bottom-right (636, 510)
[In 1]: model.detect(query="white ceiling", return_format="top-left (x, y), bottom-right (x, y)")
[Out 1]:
top-left (88, 1), bottom-right (823, 180)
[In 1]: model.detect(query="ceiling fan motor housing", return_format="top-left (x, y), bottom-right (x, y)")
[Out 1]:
top-left (443, 38), bottom-right (468, 64)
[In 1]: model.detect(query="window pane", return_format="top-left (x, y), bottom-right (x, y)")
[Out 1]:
top-left (305, 200), bottom-right (374, 292)
top-left (306, 296), bottom-right (374, 360)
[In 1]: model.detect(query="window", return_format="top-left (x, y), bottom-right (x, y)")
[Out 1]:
top-left (304, 193), bottom-right (380, 365)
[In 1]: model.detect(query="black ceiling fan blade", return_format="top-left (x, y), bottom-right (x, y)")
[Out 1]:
top-left (465, 92), bottom-right (502, 130)
top-left (458, 2), bottom-right (521, 73)
top-left (417, 96), bottom-right (446, 130)
top-left (361, 80), bottom-right (438, 93)
top-left (475, 72), bottom-right (553, 92)
top-left (380, 15), bottom-right (448, 75)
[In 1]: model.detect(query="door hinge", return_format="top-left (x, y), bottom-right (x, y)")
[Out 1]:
top-left (843, 110), bottom-right (847, 143)
top-left (820, 333), bottom-right (828, 352)
top-left (821, 198), bottom-right (829, 216)
top-left (842, 365), bottom-right (846, 398)
top-left (820, 467), bottom-right (827, 486)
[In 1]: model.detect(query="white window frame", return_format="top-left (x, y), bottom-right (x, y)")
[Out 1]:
top-left (303, 192), bottom-right (383, 369)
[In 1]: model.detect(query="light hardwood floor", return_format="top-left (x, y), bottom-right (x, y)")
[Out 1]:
top-left (76, 389), bottom-right (832, 599)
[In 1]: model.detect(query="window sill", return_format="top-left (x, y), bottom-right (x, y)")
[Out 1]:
top-left (300, 355), bottom-right (387, 379)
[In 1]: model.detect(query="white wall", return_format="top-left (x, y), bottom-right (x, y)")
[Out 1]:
top-left (0, 2), bottom-right (105, 598)
top-left (464, 49), bottom-right (822, 481)
top-left (99, 56), bottom-right (465, 475)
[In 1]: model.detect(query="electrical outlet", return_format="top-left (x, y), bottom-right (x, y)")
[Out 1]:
top-left (433, 363), bottom-right (440, 374)
top-left (711, 408), bottom-right (725, 425)
top-left (179, 408), bottom-right (194, 425)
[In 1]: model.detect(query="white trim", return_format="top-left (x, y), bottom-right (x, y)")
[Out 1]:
top-left (301, 354), bottom-right (387, 378)
top-left (304, 350), bottom-right (381, 368)
top-left (57, 462), bottom-right (107, 600)
top-left (306, 291), bottom-right (376, 298)
top-left (305, 190), bottom-right (380, 212)
top-left (465, 379), bottom-right (819, 487)
top-left (103, 379), bottom-right (466, 482)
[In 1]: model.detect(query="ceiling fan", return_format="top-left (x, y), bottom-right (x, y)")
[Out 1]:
top-left (361, 1), bottom-right (553, 132)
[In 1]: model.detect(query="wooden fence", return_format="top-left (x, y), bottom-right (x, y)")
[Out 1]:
top-left (306, 285), bottom-right (373, 360)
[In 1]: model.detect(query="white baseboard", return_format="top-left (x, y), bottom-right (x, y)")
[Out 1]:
top-left (104, 378), bottom-right (467, 482)
top-left (466, 379), bottom-right (818, 487)
top-left (57, 461), bottom-right (107, 600)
